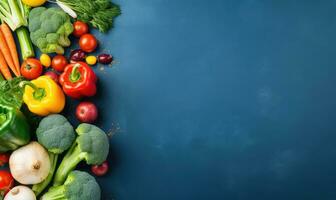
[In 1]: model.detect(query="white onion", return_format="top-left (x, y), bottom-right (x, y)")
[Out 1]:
top-left (9, 142), bottom-right (51, 184)
top-left (4, 186), bottom-right (36, 200)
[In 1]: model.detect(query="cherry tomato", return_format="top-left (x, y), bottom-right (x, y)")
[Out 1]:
top-left (73, 21), bottom-right (89, 38)
top-left (44, 71), bottom-right (59, 83)
top-left (0, 154), bottom-right (9, 167)
top-left (40, 54), bottom-right (51, 68)
top-left (79, 34), bottom-right (98, 53)
top-left (91, 161), bottom-right (109, 176)
top-left (20, 58), bottom-right (43, 80)
top-left (0, 171), bottom-right (14, 196)
top-left (52, 55), bottom-right (68, 72)
top-left (86, 56), bottom-right (97, 65)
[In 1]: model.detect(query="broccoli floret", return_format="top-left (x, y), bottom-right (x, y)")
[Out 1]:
top-left (36, 114), bottom-right (75, 154)
top-left (30, 29), bottom-right (47, 44)
top-left (28, 7), bottom-right (45, 25)
top-left (29, 17), bottom-right (41, 32)
top-left (46, 33), bottom-right (60, 44)
top-left (29, 7), bottom-right (74, 54)
top-left (41, 170), bottom-right (101, 200)
top-left (53, 123), bottom-right (109, 186)
top-left (33, 114), bottom-right (76, 196)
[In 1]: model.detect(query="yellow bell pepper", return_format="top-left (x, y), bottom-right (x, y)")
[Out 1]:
top-left (22, 76), bottom-right (65, 116)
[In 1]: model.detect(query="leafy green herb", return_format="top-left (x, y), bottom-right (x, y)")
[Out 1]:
top-left (57, 0), bottom-right (121, 33)
top-left (0, 77), bottom-right (24, 109)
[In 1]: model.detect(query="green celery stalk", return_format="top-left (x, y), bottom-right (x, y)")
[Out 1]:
top-left (0, 73), bottom-right (4, 81)
top-left (16, 27), bottom-right (34, 60)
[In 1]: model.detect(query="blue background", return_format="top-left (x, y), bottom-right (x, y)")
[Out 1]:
top-left (73, 0), bottom-right (336, 199)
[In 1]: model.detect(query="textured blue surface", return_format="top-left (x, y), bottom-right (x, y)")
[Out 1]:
top-left (72, 0), bottom-right (336, 199)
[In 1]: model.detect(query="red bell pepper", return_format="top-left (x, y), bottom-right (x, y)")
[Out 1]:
top-left (59, 62), bottom-right (97, 99)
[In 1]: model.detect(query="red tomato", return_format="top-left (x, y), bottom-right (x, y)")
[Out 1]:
top-left (73, 21), bottom-right (89, 38)
top-left (91, 161), bottom-right (109, 176)
top-left (0, 154), bottom-right (9, 167)
top-left (52, 55), bottom-right (68, 72)
top-left (20, 58), bottom-right (43, 80)
top-left (0, 171), bottom-right (14, 195)
top-left (79, 34), bottom-right (98, 53)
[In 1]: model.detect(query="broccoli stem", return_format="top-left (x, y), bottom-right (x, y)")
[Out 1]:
top-left (53, 143), bottom-right (83, 186)
top-left (40, 185), bottom-right (66, 200)
top-left (16, 27), bottom-right (34, 60)
top-left (33, 153), bottom-right (58, 196)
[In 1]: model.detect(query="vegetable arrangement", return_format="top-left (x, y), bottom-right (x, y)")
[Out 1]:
top-left (0, 0), bottom-right (120, 199)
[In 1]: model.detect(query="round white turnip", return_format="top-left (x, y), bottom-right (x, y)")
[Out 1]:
top-left (9, 142), bottom-right (51, 184)
top-left (4, 186), bottom-right (36, 200)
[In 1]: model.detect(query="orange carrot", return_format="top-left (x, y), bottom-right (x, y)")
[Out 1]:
top-left (0, 23), bottom-right (20, 76)
top-left (0, 28), bottom-right (18, 77)
top-left (0, 51), bottom-right (12, 80)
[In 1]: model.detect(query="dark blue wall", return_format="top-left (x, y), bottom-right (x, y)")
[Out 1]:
top-left (94, 0), bottom-right (336, 199)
